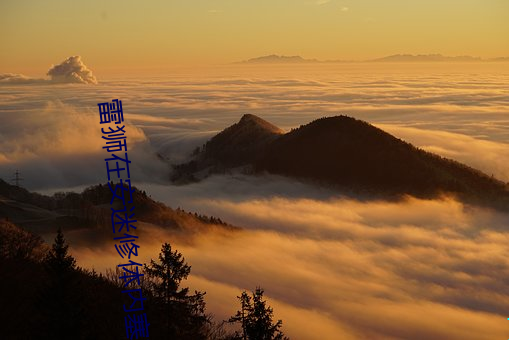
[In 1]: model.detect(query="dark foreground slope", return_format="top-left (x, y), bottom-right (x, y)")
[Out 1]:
top-left (0, 179), bottom-right (235, 237)
top-left (174, 114), bottom-right (509, 209)
top-left (0, 220), bottom-right (214, 340)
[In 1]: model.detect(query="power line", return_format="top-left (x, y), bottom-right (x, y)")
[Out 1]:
top-left (11, 169), bottom-right (23, 187)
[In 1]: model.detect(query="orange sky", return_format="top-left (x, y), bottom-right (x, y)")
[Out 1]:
top-left (1, 0), bottom-right (508, 75)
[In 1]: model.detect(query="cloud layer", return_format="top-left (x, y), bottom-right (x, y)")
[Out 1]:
top-left (2, 63), bottom-right (508, 339)
top-left (0, 100), bottom-right (168, 189)
top-left (0, 73), bottom-right (45, 84)
top-left (69, 179), bottom-right (509, 340)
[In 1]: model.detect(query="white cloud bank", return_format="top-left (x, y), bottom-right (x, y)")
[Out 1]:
top-left (1, 62), bottom-right (508, 339)
top-left (70, 188), bottom-right (509, 340)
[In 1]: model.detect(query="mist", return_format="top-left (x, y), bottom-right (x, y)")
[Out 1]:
top-left (68, 185), bottom-right (509, 340)
top-left (2, 63), bottom-right (509, 190)
top-left (2, 63), bottom-right (509, 339)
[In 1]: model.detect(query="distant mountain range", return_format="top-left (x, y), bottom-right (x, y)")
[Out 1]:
top-left (371, 54), bottom-right (482, 62)
top-left (238, 54), bottom-right (509, 64)
top-left (239, 55), bottom-right (321, 64)
top-left (172, 114), bottom-right (509, 210)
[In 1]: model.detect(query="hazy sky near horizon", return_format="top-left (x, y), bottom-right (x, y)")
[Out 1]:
top-left (1, 0), bottom-right (508, 74)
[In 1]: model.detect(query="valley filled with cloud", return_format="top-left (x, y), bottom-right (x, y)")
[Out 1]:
top-left (1, 61), bottom-right (509, 339)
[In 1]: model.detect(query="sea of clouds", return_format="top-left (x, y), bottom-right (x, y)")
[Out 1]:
top-left (1, 58), bottom-right (509, 339)
top-left (2, 61), bottom-right (508, 188)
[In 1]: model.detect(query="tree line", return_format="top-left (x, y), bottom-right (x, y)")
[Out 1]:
top-left (0, 222), bottom-right (288, 339)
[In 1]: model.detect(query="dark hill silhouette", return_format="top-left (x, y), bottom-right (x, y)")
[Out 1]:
top-left (204, 113), bottom-right (282, 166)
top-left (0, 179), bottom-right (236, 236)
top-left (172, 114), bottom-right (283, 182)
top-left (0, 220), bottom-right (214, 339)
top-left (173, 115), bottom-right (509, 210)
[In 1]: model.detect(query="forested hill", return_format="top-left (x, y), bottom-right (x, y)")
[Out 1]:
top-left (173, 114), bottom-right (509, 210)
top-left (0, 179), bottom-right (236, 235)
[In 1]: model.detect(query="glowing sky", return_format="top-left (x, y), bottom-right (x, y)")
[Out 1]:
top-left (1, 0), bottom-right (508, 74)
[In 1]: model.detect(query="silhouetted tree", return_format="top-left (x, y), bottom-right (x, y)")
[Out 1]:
top-left (229, 288), bottom-right (288, 340)
top-left (38, 228), bottom-right (84, 339)
top-left (45, 227), bottom-right (76, 273)
top-left (144, 242), bottom-right (209, 339)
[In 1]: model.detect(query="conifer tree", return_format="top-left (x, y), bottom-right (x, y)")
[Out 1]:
top-left (39, 228), bottom-right (83, 339)
top-left (144, 242), bottom-right (208, 339)
top-left (229, 288), bottom-right (288, 340)
top-left (45, 227), bottom-right (76, 274)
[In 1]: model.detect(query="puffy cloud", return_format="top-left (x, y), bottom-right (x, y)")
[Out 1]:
top-left (0, 56), bottom-right (97, 85)
top-left (47, 56), bottom-right (97, 84)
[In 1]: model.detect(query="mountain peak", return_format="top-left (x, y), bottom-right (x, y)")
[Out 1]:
top-left (239, 113), bottom-right (261, 123)
top-left (172, 115), bottom-right (283, 175)
top-left (237, 114), bottom-right (284, 134)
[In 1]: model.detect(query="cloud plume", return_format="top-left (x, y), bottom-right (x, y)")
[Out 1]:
top-left (0, 55), bottom-right (97, 84)
top-left (47, 56), bottom-right (97, 84)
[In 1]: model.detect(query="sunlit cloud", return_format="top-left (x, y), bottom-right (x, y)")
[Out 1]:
top-left (3, 64), bottom-right (507, 339)
top-left (377, 124), bottom-right (509, 182)
top-left (0, 55), bottom-right (97, 84)
top-left (69, 189), bottom-right (509, 340)
top-left (2, 64), bottom-right (508, 189)
top-left (47, 56), bottom-right (97, 84)
top-left (0, 100), bottom-right (168, 189)
top-left (171, 194), bottom-right (509, 339)
top-left (0, 73), bottom-right (45, 84)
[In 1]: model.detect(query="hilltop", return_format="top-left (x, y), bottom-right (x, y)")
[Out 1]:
top-left (172, 114), bottom-right (509, 209)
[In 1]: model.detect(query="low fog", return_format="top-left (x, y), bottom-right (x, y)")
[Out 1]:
top-left (70, 181), bottom-right (509, 339)
top-left (2, 63), bottom-right (509, 339)
top-left (2, 63), bottom-right (509, 189)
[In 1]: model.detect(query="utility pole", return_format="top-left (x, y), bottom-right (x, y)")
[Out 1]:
top-left (11, 169), bottom-right (23, 187)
